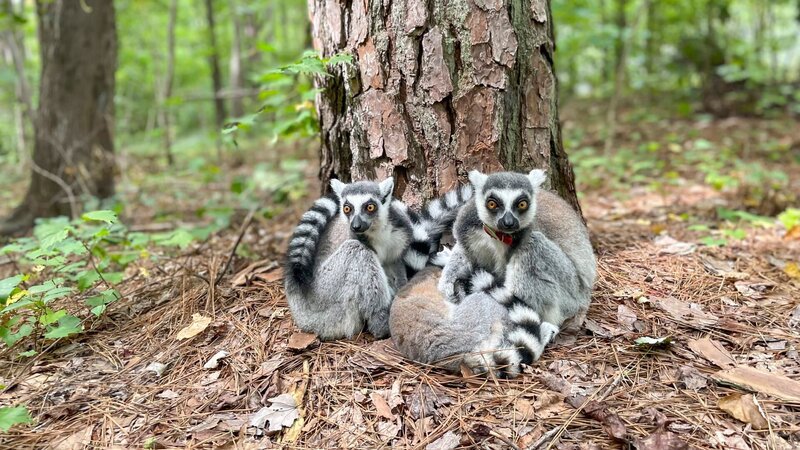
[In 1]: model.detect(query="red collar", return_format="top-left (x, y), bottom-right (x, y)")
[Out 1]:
top-left (483, 225), bottom-right (514, 246)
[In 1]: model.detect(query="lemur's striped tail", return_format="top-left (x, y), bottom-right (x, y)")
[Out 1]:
top-left (468, 270), bottom-right (559, 378)
top-left (402, 184), bottom-right (473, 274)
top-left (285, 193), bottom-right (339, 294)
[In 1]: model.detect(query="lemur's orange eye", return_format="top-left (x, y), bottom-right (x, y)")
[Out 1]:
top-left (366, 203), bottom-right (376, 213)
top-left (517, 200), bottom-right (528, 210)
top-left (486, 200), bottom-right (497, 210)
top-left (343, 205), bottom-right (352, 214)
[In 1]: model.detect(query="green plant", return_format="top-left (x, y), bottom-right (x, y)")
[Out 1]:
top-left (223, 51), bottom-right (353, 143)
top-left (0, 405), bottom-right (33, 432)
top-left (0, 209), bottom-right (222, 356)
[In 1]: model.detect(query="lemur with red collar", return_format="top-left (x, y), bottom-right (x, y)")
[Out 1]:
top-left (437, 169), bottom-right (597, 377)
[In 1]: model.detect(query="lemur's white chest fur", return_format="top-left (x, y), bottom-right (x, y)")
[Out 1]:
top-left (465, 230), bottom-right (510, 278)
top-left (368, 221), bottom-right (409, 265)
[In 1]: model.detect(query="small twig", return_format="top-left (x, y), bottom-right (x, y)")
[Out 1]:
top-left (490, 430), bottom-right (521, 450)
top-left (527, 426), bottom-right (561, 450)
top-left (213, 208), bottom-right (256, 286)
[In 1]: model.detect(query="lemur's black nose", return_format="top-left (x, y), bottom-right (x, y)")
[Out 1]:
top-left (351, 217), bottom-right (368, 233)
top-left (500, 213), bottom-right (518, 230)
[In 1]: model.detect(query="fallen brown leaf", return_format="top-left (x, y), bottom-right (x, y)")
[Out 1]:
top-left (617, 304), bottom-right (638, 331)
top-left (425, 430), bottom-right (461, 450)
top-left (700, 256), bottom-right (749, 280)
top-left (287, 332), bottom-right (318, 351)
top-left (176, 313), bottom-right (212, 340)
top-left (371, 391), bottom-right (395, 420)
top-left (654, 235), bottom-right (696, 255)
top-left (52, 424), bottom-right (94, 450)
top-left (784, 225), bottom-right (800, 241)
top-left (677, 365), bottom-right (707, 390)
top-left (734, 281), bottom-right (774, 299)
top-left (654, 297), bottom-right (719, 328)
top-left (633, 430), bottom-right (688, 450)
top-left (713, 366), bottom-right (800, 402)
top-left (718, 393), bottom-right (769, 430)
top-left (687, 337), bottom-right (736, 369)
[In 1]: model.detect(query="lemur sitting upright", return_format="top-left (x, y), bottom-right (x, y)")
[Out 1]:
top-left (284, 177), bottom-right (471, 340)
top-left (391, 169), bottom-right (596, 377)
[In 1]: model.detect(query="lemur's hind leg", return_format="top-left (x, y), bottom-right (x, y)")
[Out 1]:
top-left (316, 239), bottom-right (394, 338)
top-left (507, 231), bottom-right (588, 330)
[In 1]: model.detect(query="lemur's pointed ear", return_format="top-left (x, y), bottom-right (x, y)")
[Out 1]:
top-left (379, 177), bottom-right (394, 203)
top-left (528, 169), bottom-right (546, 189)
top-left (468, 170), bottom-right (487, 192)
top-left (330, 179), bottom-right (346, 198)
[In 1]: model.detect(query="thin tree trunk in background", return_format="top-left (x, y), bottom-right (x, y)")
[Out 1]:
top-left (229, 0), bottom-right (245, 118)
top-left (1, 0), bottom-right (117, 236)
top-left (644, 0), bottom-right (656, 77)
top-left (1, 0), bottom-right (33, 168)
top-left (604, 0), bottom-right (627, 154)
top-left (309, 0), bottom-right (582, 214)
top-left (159, 0), bottom-right (178, 166)
top-left (203, 0), bottom-right (227, 131)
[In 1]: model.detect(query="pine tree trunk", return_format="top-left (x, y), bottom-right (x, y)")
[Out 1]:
top-left (1, 0), bottom-right (117, 236)
top-left (308, 0), bottom-right (581, 214)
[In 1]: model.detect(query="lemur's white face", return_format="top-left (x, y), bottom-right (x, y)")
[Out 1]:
top-left (469, 170), bottom-right (546, 233)
top-left (330, 178), bottom-right (394, 236)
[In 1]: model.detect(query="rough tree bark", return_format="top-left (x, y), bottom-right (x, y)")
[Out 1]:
top-left (1, 0), bottom-right (117, 236)
top-left (308, 0), bottom-right (582, 214)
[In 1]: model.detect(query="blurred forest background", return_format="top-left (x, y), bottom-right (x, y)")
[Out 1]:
top-left (1, 0), bottom-right (798, 224)
top-left (0, 0), bottom-right (799, 446)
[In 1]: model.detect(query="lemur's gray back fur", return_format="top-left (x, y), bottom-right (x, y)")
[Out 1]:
top-left (284, 178), bottom-right (471, 340)
top-left (438, 170), bottom-right (596, 377)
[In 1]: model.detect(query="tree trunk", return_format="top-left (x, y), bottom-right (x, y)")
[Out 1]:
top-left (159, 0), bottom-right (178, 166)
top-left (1, 0), bottom-right (33, 168)
top-left (308, 0), bottom-right (582, 215)
top-left (228, 0), bottom-right (246, 118)
top-left (1, 0), bottom-right (117, 236)
top-left (203, 0), bottom-right (227, 129)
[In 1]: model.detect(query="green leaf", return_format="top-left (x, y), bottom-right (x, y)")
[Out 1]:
top-left (40, 309), bottom-right (67, 326)
top-left (18, 350), bottom-right (37, 358)
top-left (85, 289), bottom-right (120, 313)
top-left (155, 229), bottom-right (195, 249)
top-left (39, 227), bottom-right (70, 250)
top-left (0, 275), bottom-right (26, 302)
top-left (0, 406), bottom-right (33, 432)
top-left (42, 287), bottom-right (75, 303)
top-left (44, 315), bottom-right (83, 339)
top-left (28, 278), bottom-right (66, 295)
top-left (76, 270), bottom-right (101, 291)
top-left (0, 323), bottom-right (33, 347)
top-left (634, 336), bottom-right (672, 348)
top-left (700, 236), bottom-right (727, 247)
top-left (81, 210), bottom-right (118, 224)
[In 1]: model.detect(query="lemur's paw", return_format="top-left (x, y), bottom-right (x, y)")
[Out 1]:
top-left (541, 322), bottom-right (560, 346)
top-left (430, 247), bottom-right (453, 267)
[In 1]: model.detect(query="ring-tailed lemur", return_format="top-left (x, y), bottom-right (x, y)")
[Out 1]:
top-left (284, 177), bottom-right (471, 340)
top-left (425, 169), bottom-right (596, 377)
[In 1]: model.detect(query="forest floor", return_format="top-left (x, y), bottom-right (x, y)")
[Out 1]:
top-left (1, 102), bottom-right (799, 449)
